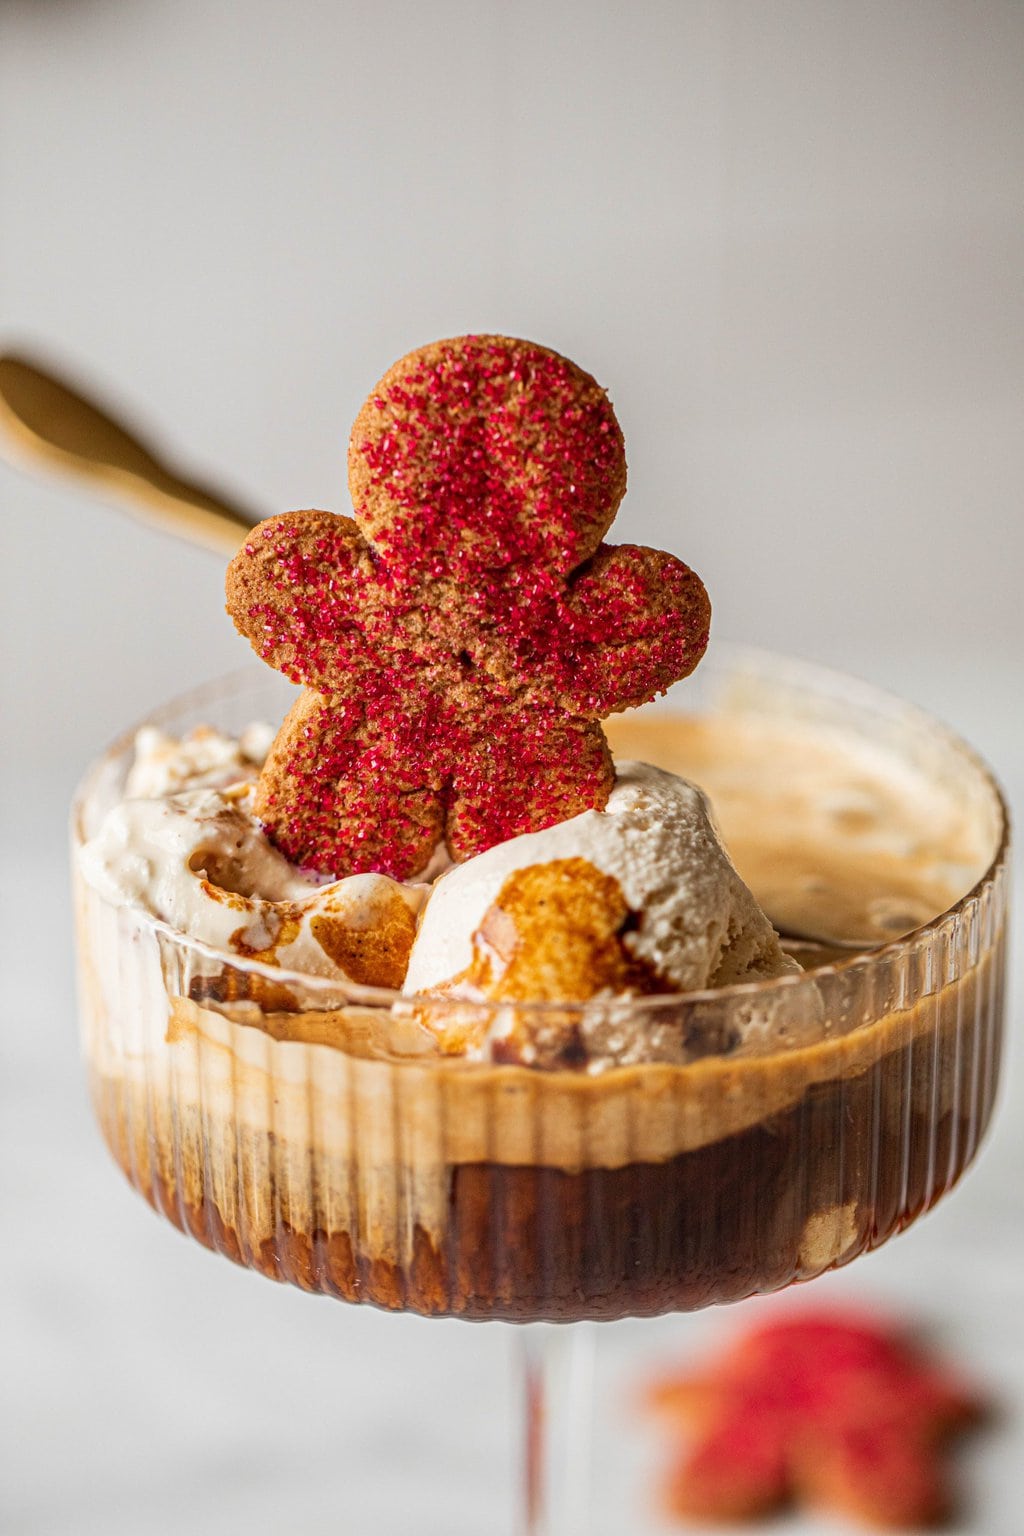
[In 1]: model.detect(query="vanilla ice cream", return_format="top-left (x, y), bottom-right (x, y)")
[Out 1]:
top-left (124, 723), bottom-right (275, 798)
top-left (80, 727), bottom-right (425, 987)
top-left (404, 762), bottom-right (798, 999)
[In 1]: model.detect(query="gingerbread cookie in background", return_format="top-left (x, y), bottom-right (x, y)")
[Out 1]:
top-left (226, 335), bottom-right (710, 881)
top-left (643, 1311), bottom-right (985, 1529)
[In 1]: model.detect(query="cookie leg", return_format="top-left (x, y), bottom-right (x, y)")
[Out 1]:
top-left (665, 1419), bottom-right (790, 1522)
top-left (445, 717), bottom-right (614, 861)
top-left (792, 1424), bottom-right (953, 1528)
top-left (255, 689), bottom-right (445, 880)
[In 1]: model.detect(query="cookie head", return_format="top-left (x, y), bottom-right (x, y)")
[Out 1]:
top-left (348, 335), bottom-right (627, 578)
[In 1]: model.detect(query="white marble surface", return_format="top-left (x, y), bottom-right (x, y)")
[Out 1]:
top-left (2, 2), bottom-right (1023, 1530)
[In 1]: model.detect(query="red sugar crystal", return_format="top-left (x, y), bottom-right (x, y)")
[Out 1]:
top-left (644, 1312), bottom-right (983, 1529)
top-left (226, 337), bottom-right (710, 878)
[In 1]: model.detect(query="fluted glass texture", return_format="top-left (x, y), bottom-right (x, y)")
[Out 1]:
top-left (72, 649), bottom-right (1010, 1322)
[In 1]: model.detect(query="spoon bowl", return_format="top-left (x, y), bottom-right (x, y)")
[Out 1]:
top-left (0, 350), bottom-right (261, 555)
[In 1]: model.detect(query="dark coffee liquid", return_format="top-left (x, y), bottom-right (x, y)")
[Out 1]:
top-left (92, 943), bottom-right (1003, 1321)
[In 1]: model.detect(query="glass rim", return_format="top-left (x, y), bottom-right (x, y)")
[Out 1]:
top-left (71, 643), bottom-right (1012, 1018)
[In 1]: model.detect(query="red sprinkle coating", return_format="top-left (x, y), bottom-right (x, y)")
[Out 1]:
top-left (352, 336), bottom-right (625, 578)
top-left (645, 1312), bottom-right (983, 1528)
top-left (226, 336), bottom-right (711, 879)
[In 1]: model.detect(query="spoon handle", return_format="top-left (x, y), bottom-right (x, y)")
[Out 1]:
top-left (0, 352), bottom-right (262, 557)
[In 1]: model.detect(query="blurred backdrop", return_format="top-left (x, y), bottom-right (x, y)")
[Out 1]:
top-left (2, 3), bottom-right (1022, 1534)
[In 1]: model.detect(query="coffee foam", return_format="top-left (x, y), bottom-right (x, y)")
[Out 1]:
top-left (605, 711), bottom-right (998, 948)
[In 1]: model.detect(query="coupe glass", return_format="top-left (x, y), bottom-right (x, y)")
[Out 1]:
top-left (72, 645), bottom-right (1010, 1534)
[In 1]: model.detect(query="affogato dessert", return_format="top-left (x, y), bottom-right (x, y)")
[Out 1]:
top-left (74, 337), bottom-right (1010, 1322)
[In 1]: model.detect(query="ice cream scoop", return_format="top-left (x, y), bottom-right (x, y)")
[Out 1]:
top-left (404, 762), bottom-right (799, 1000)
top-left (79, 728), bottom-right (425, 988)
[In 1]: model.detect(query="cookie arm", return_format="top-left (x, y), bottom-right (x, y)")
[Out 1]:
top-left (225, 509), bottom-right (376, 691)
top-left (556, 543), bottom-right (711, 717)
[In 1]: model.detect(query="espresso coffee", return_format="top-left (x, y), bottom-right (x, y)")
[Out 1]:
top-left (77, 695), bottom-right (1008, 1322)
top-left (606, 711), bottom-right (992, 953)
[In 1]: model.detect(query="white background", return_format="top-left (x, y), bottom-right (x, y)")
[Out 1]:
top-left (1, 3), bottom-right (1022, 1533)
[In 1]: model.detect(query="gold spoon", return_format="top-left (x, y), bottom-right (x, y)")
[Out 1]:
top-left (777, 930), bottom-right (881, 957)
top-left (0, 350), bottom-right (262, 556)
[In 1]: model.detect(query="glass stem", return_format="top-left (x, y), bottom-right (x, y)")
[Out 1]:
top-left (516, 1323), bottom-right (596, 1536)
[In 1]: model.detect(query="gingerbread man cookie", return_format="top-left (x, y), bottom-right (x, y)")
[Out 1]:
top-left (644, 1311), bottom-right (983, 1528)
top-left (227, 335), bottom-right (710, 879)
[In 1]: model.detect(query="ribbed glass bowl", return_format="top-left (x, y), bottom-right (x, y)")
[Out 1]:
top-left (72, 646), bottom-right (1010, 1323)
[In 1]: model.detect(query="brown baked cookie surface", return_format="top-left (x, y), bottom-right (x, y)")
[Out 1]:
top-left (226, 335), bottom-right (710, 879)
top-left (349, 335), bottom-right (627, 577)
